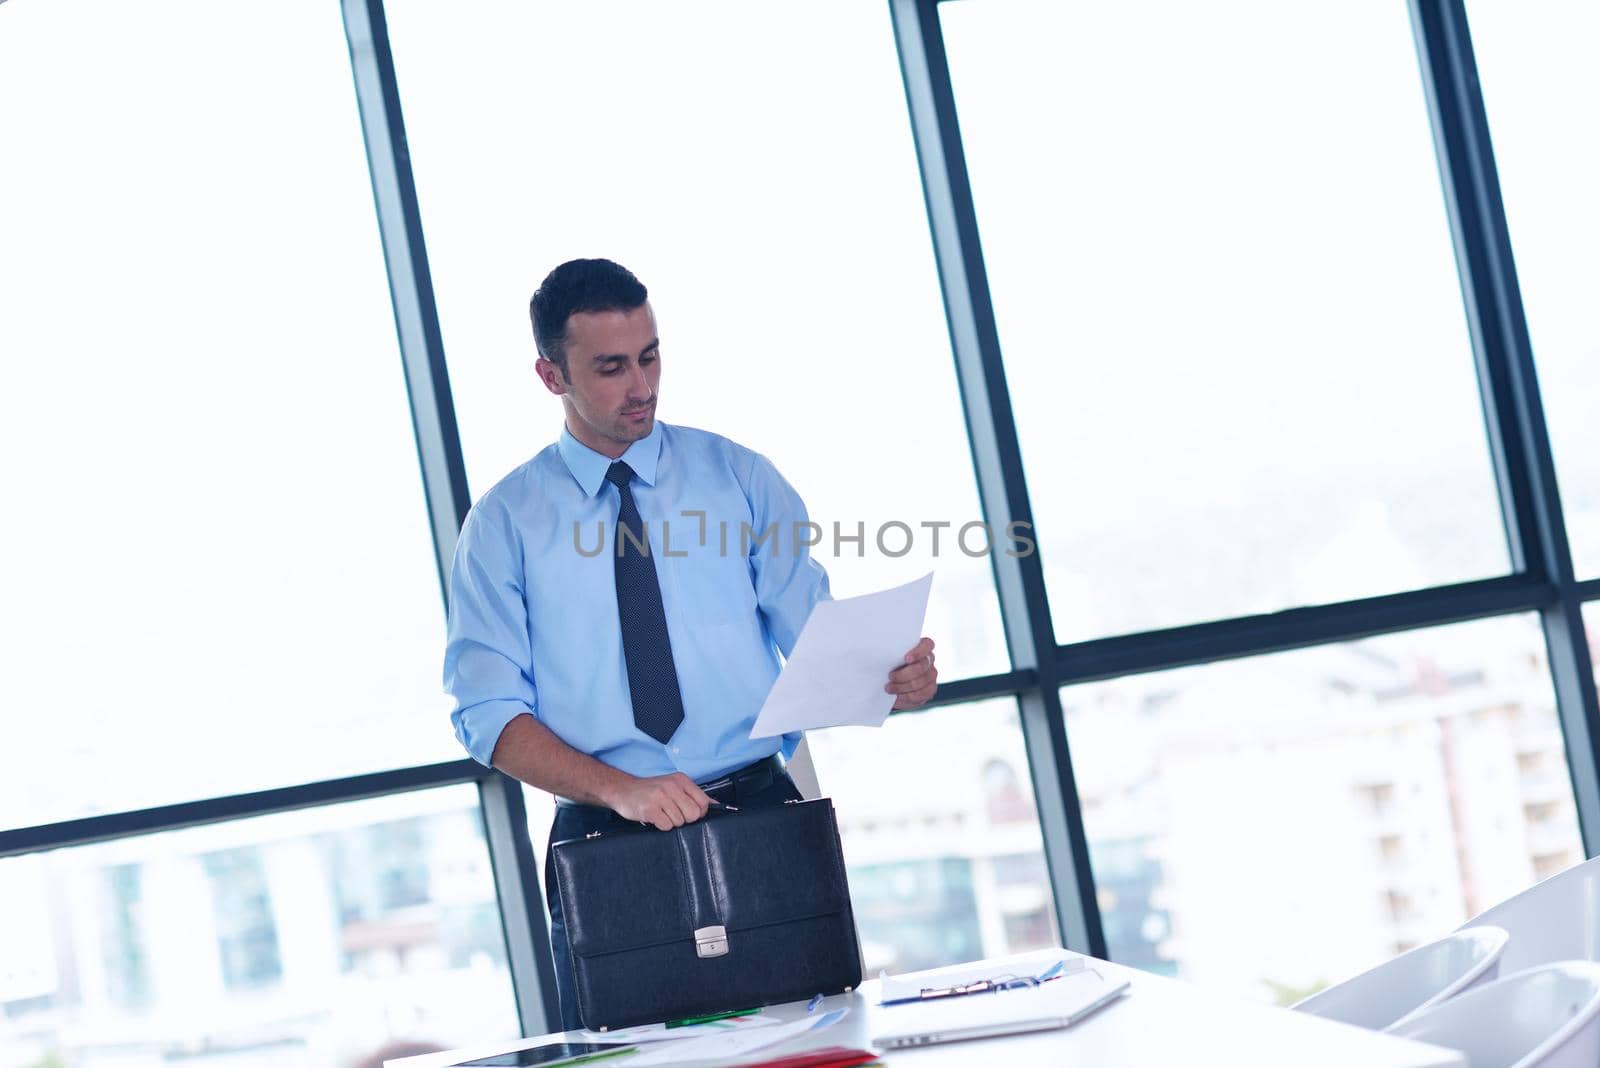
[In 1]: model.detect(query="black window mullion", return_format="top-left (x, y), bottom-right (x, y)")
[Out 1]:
top-left (0, 762), bottom-right (484, 859)
top-left (340, 0), bottom-right (471, 596)
top-left (1409, 0), bottom-right (1600, 853)
top-left (479, 772), bottom-right (562, 1033)
top-left (341, 0), bottom-right (555, 1031)
top-left (888, 0), bottom-right (1106, 959)
top-left (1057, 574), bottom-right (1553, 685)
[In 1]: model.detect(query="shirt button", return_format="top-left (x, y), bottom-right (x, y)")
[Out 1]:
top-left (672, 747), bottom-right (681, 755)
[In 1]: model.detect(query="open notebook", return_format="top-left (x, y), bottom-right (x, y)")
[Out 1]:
top-left (872, 966), bottom-right (1131, 1050)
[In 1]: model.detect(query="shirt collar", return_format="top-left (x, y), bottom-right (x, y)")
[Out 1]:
top-left (558, 421), bottom-right (663, 498)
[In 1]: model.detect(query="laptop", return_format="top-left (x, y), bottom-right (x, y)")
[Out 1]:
top-left (872, 968), bottom-right (1131, 1050)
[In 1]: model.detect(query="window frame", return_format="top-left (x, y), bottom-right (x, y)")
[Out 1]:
top-left (888, 0), bottom-right (1600, 958)
top-left (2, 0), bottom-right (1594, 1038)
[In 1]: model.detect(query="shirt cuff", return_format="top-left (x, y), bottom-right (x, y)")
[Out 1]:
top-left (452, 699), bottom-right (533, 767)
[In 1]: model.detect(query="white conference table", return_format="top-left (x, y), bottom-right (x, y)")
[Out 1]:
top-left (390, 948), bottom-right (1464, 1068)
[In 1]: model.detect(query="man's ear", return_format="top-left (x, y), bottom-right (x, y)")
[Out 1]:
top-left (535, 357), bottom-right (568, 396)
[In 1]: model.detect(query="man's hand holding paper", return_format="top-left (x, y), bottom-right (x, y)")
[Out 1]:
top-left (749, 573), bottom-right (938, 737)
top-left (887, 634), bottom-right (938, 710)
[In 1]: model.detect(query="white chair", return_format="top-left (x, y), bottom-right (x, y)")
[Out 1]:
top-left (1292, 926), bottom-right (1508, 1030)
top-left (1385, 961), bottom-right (1600, 1068)
top-left (1459, 855), bottom-right (1600, 974)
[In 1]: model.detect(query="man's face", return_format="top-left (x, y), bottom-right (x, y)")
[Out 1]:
top-left (537, 303), bottom-right (661, 458)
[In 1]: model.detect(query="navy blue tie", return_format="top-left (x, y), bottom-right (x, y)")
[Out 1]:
top-left (605, 461), bottom-right (685, 745)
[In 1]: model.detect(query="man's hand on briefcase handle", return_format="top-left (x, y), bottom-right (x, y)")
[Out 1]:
top-left (606, 771), bottom-right (715, 831)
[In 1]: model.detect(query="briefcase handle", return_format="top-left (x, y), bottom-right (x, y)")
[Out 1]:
top-left (583, 797), bottom-right (805, 840)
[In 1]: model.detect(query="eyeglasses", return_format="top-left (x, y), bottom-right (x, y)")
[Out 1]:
top-left (916, 974), bottom-right (1040, 1000)
top-left (880, 961), bottom-right (1099, 1006)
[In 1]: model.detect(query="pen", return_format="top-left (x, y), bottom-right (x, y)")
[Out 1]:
top-left (665, 1006), bottom-right (760, 1028)
top-left (807, 992), bottom-right (825, 1013)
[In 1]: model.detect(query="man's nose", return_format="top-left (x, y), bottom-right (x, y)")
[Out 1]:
top-left (627, 362), bottom-right (651, 398)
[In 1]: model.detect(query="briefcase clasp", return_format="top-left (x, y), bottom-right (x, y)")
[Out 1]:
top-left (694, 925), bottom-right (730, 958)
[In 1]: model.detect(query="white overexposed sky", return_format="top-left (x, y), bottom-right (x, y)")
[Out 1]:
top-left (0, 0), bottom-right (456, 825)
top-left (1467, 0), bottom-right (1600, 575)
top-left (940, 0), bottom-right (1599, 638)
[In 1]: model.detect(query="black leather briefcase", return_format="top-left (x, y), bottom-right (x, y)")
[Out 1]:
top-left (550, 797), bottom-right (863, 1031)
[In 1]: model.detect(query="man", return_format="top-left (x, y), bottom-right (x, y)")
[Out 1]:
top-left (443, 258), bottom-right (938, 1031)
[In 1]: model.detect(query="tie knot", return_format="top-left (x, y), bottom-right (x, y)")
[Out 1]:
top-left (605, 461), bottom-right (635, 489)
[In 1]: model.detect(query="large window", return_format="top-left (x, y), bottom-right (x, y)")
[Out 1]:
top-left (1466, 0), bottom-right (1600, 578)
top-left (5, 0), bottom-right (1597, 1046)
top-left (1064, 614), bottom-right (1581, 1003)
top-left (384, 0), bottom-right (1008, 681)
top-left (939, 1), bottom-right (1509, 642)
top-left (0, 0), bottom-right (457, 829)
top-left (0, 786), bottom-right (516, 1067)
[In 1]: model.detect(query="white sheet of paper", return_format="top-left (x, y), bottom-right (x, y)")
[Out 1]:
top-left (748, 572), bottom-right (934, 738)
top-left (624, 1009), bottom-right (847, 1066)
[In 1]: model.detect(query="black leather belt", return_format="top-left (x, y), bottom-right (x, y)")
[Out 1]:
top-left (555, 753), bottom-right (787, 811)
top-left (695, 752), bottom-right (786, 801)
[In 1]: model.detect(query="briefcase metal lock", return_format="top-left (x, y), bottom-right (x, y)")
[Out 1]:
top-left (694, 925), bottom-right (730, 959)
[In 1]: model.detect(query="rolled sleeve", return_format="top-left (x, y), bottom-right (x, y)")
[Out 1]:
top-left (443, 498), bottom-right (538, 766)
top-left (743, 452), bottom-right (831, 656)
top-left (743, 453), bottom-right (831, 760)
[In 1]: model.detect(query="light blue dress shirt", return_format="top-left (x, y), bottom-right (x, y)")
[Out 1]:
top-left (444, 421), bottom-right (831, 783)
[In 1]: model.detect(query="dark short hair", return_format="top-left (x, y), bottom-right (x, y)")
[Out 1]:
top-left (529, 258), bottom-right (649, 377)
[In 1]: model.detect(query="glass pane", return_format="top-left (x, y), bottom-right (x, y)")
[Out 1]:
top-left (807, 699), bottom-right (1060, 973)
top-left (0, 786), bottom-right (518, 1067)
top-left (1587, 602), bottom-right (1600, 680)
top-left (0, 1), bottom-right (454, 828)
top-left (385, 1), bottom-right (1008, 679)
top-left (940, 1), bottom-right (1509, 641)
top-left (1467, 0), bottom-right (1600, 578)
top-left (1064, 615), bottom-right (1582, 1002)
